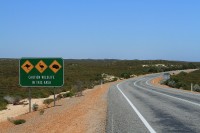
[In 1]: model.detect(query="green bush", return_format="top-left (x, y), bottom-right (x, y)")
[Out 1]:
top-left (13, 119), bottom-right (26, 125)
top-left (43, 99), bottom-right (54, 107)
top-left (121, 72), bottom-right (131, 79)
top-left (63, 92), bottom-right (74, 98)
top-left (32, 103), bottom-right (39, 111)
top-left (0, 101), bottom-right (7, 111)
top-left (39, 109), bottom-right (45, 115)
top-left (3, 95), bottom-right (21, 105)
top-left (56, 94), bottom-right (63, 100)
top-left (194, 84), bottom-right (200, 92)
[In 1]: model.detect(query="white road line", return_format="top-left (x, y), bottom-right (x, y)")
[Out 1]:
top-left (134, 79), bottom-right (200, 108)
top-left (117, 84), bottom-right (156, 133)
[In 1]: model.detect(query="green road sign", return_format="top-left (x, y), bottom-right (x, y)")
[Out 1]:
top-left (19, 58), bottom-right (64, 87)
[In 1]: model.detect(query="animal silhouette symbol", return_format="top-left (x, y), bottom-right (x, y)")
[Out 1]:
top-left (52, 64), bottom-right (59, 69)
top-left (24, 64), bottom-right (31, 70)
top-left (39, 63), bottom-right (44, 70)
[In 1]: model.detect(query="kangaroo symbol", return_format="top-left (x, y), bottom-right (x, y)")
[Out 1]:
top-left (24, 64), bottom-right (31, 70)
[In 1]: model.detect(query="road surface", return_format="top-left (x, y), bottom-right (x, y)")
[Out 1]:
top-left (106, 73), bottom-right (200, 133)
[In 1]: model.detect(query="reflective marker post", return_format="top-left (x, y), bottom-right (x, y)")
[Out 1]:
top-left (191, 83), bottom-right (193, 92)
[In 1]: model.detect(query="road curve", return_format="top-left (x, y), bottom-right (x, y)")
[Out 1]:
top-left (106, 73), bottom-right (200, 133)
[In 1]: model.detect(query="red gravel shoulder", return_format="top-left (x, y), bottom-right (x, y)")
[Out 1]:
top-left (0, 82), bottom-right (115, 133)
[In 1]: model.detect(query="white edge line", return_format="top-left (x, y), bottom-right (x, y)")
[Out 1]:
top-left (145, 78), bottom-right (200, 107)
top-left (134, 79), bottom-right (200, 107)
top-left (117, 84), bottom-right (156, 133)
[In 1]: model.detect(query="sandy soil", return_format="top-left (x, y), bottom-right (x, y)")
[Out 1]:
top-left (0, 92), bottom-right (68, 123)
top-left (0, 82), bottom-right (115, 133)
top-left (151, 76), bottom-right (170, 88)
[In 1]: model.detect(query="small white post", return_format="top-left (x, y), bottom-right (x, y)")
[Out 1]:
top-left (191, 83), bottom-right (193, 92)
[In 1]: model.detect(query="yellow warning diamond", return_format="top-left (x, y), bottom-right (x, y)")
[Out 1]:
top-left (21, 60), bottom-right (34, 73)
top-left (49, 60), bottom-right (62, 73)
top-left (35, 60), bottom-right (48, 73)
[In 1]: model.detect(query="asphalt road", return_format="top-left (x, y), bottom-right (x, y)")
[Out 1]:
top-left (106, 73), bottom-right (200, 133)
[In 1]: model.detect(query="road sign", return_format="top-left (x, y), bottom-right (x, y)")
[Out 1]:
top-left (19, 58), bottom-right (64, 87)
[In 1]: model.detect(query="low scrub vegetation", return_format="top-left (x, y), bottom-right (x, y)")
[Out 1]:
top-left (39, 109), bottom-right (45, 115)
top-left (56, 94), bottom-right (63, 100)
top-left (63, 92), bottom-right (74, 98)
top-left (43, 99), bottom-right (54, 107)
top-left (7, 117), bottom-right (26, 125)
top-left (3, 95), bottom-right (22, 105)
top-left (13, 119), bottom-right (26, 125)
top-left (0, 59), bottom-right (199, 110)
top-left (32, 103), bottom-right (39, 111)
top-left (163, 70), bottom-right (200, 92)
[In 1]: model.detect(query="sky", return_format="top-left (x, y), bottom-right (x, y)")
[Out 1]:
top-left (0, 0), bottom-right (200, 61)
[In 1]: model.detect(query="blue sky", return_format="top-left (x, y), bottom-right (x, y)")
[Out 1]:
top-left (0, 0), bottom-right (200, 61)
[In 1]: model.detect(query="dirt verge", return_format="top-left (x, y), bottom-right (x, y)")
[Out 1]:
top-left (0, 82), bottom-right (116, 133)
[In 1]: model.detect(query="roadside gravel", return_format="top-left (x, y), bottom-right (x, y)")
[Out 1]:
top-left (0, 82), bottom-right (115, 133)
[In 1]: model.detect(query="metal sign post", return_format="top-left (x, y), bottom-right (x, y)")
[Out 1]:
top-left (29, 87), bottom-right (31, 113)
top-left (54, 87), bottom-right (56, 107)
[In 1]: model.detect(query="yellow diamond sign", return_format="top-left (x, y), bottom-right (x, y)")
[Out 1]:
top-left (49, 60), bottom-right (62, 73)
top-left (21, 60), bottom-right (34, 73)
top-left (35, 60), bottom-right (48, 73)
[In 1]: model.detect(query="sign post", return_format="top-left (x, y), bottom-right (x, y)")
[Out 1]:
top-left (19, 58), bottom-right (64, 112)
top-left (54, 87), bottom-right (56, 107)
top-left (29, 88), bottom-right (31, 113)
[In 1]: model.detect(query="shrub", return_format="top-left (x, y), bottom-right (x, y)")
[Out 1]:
top-left (194, 84), bottom-right (200, 92)
top-left (3, 95), bottom-right (21, 105)
top-left (112, 77), bottom-right (118, 82)
top-left (56, 94), bottom-right (63, 100)
top-left (39, 109), bottom-right (45, 115)
top-left (13, 119), bottom-right (26, 125)
top-left (121, 72), bottom-right (131, 79)
top-left (43, 99), bottom-right (54, 107)
top-left (32, 103), bottom-right (39, 111)
top-left (175, 82), bottom-right (185, 89)
top-left (63, 92), bottom-right (74, 98)
top-left (167, 80), bottom-right (176, 88)
top-left (13, 96), bottom-right (22, 105)
top-left (4, 96), bottom-right (14, 104)
top-left (0, 101), bottom-right (7, 111)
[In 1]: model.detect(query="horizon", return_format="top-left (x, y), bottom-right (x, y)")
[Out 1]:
top-left (0, 58), bottom-right (199, 63)
top-left (0, 1), bottom-right (200, 62)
